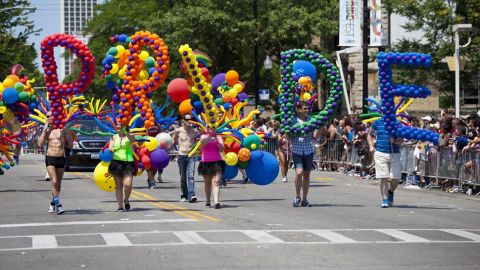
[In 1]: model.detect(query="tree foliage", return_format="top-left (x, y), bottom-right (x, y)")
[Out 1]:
top-left (0, 0), bottom-right (42, 81)
top-left (83, 0), bottom-right (339, 105)
top-left (384, 0), bottom-right (480, 104)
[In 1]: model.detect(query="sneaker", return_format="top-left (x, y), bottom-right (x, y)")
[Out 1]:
top-left (180, 197), bottom-right (187, 202)
top-left (147, 180), bottom-right (156, 189)
top-left (117, 208), bottom-right (124, 212)
top-left (221, 178), bottom-right (227, 187)
top-left (292, 197), bottom-right (301, 207)
top-left (48, 203), bottom-right (55, 213)
top-left (301, 199), bottom-right (312, 207)
top-left (56, 204), bottom-right (65, 214)
top-left (243, 176), bottom-right (249, 184)
top-left (214, 203), bottom-right (221, 209)
top-left (387, 191), bottom-right (394, 207)
top-left (381, 199), bottom-right (389, 208)
top-left (45, 177), bottom-right (51, 182)
top-left (205, 202), bottom-right (211, 207)
top-left (189, 196), bottom-right (197, 203)
top-left (282, 177), bottom-right (288, 183)
top-left (124, 201), bottom-right (131, 210)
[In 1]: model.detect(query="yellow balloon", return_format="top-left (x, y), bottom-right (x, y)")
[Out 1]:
top-left (110, 63), bottom-right (119, 74)
top-left (233, 83), bottom-right (243, 93)
top-left (229, 89), bottom-right (238, 98)
top-left (139, 51), bottom-right (149, 61)
top-left (225, 152), bottom-right (238, 166)
top-left (115, 45), bottom-right (125, 58)
top-left (93, 161), bottom-right (115, 192)
top-left (118, 67), bottom-right (126, 78)
top-left (138, 70), bottom-right (149, 80)
top-left (0, 83), bottom-right (4, 95)
top-left (3, 78), bottom-right (14, 88)
top-left (302, 92), bottom-right (311, 101)
top-left (144, 137), bottom-right (158, 151)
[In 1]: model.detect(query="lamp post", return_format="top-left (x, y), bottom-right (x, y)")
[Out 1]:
top-left (452, 24), bottom-right (477, 117)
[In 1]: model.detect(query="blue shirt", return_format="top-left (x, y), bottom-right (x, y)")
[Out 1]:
top-left (371, 119), bottom-right (400, 154)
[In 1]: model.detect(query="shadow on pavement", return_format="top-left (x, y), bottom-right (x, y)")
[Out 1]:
top-left (310, 203), bottom-right (365, 207)
top-left (222, 198), bottom-right (285, 202)
top-left (393, 205), bottom-right (455, 210)
top-left (0, 188), bottom-right (51, 193)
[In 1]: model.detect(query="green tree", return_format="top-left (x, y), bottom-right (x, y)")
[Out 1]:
top-left (384, 0), bottom-right (480, 108)
top-left (0, 0), bottom-right (41, 81)
top-left (83, 0), bottom-right (339, 107)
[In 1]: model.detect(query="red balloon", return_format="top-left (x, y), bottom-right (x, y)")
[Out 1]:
top-left (141, 155), bottom-right (151, 170)
top-left (226, 141), bottom-right (241, 154)
top-left (167, 78), bottom-right (189, 103)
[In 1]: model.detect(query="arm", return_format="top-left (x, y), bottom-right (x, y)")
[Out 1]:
top-left (200, 134), bottom-right (210, 146)
top-left (367, 128), bottom-right (375, 153)
top-left (37, 125), bottom-right (50, 148)
top-left (62, 127), bottom-right (74, 149)
top-left (216, 135), bottom-right (224, 152)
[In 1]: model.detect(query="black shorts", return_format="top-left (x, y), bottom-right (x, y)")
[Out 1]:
top-left (45, 156), bottom-right (66, 169)
top-left (108, 159), bottom-right (136, 179)
top-left (198, 160), bottom-right (226, 177)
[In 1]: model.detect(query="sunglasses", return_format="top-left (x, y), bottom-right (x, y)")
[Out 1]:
top-left (299, 107), bottom-right (309, 111)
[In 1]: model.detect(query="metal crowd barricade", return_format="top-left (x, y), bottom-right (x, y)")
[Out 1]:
top-left (264, 137), bottom-right (278, 156)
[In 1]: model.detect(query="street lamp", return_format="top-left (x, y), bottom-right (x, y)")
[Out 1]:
top-left (263, 55), bottom-right (272, 70)
top-left (452, 23), bottom-right (478, 117)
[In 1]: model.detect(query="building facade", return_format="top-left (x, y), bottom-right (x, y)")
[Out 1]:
top-left (60, 0), bottom-right (98, 81)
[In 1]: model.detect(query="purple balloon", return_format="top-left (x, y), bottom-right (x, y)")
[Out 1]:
top-left (150, 149), bottom-right (170, 170)
top-left (211, 73), bottom-right (226, 94)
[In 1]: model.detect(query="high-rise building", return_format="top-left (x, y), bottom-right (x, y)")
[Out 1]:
top-left (60, 0), bottom-right (98, 81)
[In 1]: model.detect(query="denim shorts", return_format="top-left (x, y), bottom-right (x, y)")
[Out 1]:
top-left (292, 153), bottom-right (314, 171)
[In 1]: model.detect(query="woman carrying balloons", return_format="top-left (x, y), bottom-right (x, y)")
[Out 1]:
top-left (198, 127), bottom-right (225, 209)
top-left (108, 121), bottom-right (136, 212)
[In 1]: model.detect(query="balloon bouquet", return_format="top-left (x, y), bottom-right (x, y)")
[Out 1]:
top-left (94, 31), bottom-right (173, 192)
top-left (0, 65), bottom-right (41, 175)
top-left (178, 44), bottom-right (279, 185)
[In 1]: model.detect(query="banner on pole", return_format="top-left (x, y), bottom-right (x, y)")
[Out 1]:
top-left (339, 0), bottom-right (362, 46)
top-left (369, 0), bottom-right (387, 46)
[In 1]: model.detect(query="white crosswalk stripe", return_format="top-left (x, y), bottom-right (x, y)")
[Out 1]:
top-left (0, 229), bottom-right (478, 251)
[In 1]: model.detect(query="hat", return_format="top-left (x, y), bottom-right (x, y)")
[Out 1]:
top-left (421, 116), bottom-right (432, 122)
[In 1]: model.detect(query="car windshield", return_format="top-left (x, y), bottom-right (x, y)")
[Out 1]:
top-left (68, 120), bottom-right (100, 135)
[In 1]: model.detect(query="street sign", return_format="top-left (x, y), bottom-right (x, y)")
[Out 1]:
top-left (259, 89), bottom-right (269, 101)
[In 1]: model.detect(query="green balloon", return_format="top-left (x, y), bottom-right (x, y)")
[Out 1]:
top-left (237, 160), bottom-right (249, 169)
top-left (108, 47), bottom-right (117, 56)
top-left (14, 82), bottom-right (24, 92)
top-left (214, 98), bottom-right (223, 105)
top-left (244, 134), bottom-right (261, 151)
top-left (105, 74), bottom-right (113, 81)
top-left (18, 91), bottom-right (29, 102)
top-left (30, 95), bottom-right (37, 102)
top-left (126, 37), bottom-right (131, 43)
top-left (145, 57), bottom-right (155, 68)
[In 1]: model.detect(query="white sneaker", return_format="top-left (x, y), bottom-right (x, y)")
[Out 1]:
top-left (56, 204), bottom-right (65, 214)
top-left (48, 203), bottom-right (55, 213)
top-left (180, 197), bottom-right (187, 202)
top-left (282, 177), bottom-right (288, 183)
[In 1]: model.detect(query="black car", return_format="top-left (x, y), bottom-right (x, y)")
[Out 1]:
top-left (65, 120), bottom-right (110, 171)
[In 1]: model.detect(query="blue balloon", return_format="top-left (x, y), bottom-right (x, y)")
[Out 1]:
top-left (2, 88), bottom-right (19, 104)
top-left (99, 149), bottom-right (113, 162)
top-left (246, 151), bottom-right (279, 185)
top-left (224, 165), bottom-right (238, 180)
top-left (293, 60), bottom-right (317, 81)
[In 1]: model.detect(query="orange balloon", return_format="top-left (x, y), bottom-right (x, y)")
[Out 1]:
top-left (238, 148), bottom-right (251, 161)
top-left (225, 70), bottom-right (239, 87)
top-left (179, 99), bottom-right (193, 115)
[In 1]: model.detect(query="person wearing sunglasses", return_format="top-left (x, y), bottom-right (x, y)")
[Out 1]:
top-left (289, 101), bottom-right (319, 207)
top-left (37, 112), bottom-right (74, 214)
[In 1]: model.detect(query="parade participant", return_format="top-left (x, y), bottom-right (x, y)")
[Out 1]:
top-left (172, 113), bottom-right (197, 202)
top-left (146, 122), bottom-right (162, 189)
top-left (367, 118), bottom-right (403, 208)
top-left (198, 127), bottom-right (225, 209)
top-left (37, 112), bottom-right (74, 214)
top-left (108, 121), bottom-right (136, 212)
top-left (275, 121), bottom-right (290, 183)
top-left (289, 101), bottom-right (318, 207)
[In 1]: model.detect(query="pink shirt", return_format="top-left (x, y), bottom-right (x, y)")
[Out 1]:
top-left (201, 135), bottom-right (223, 162)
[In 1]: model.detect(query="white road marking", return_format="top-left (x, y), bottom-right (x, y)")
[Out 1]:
top-left (242, 230), bottom-right (284, 243)
top-left (32, 235), bottom-right (58, 249)
top-left (173, 231), bottom-right (208, 244)
top-left (309, 230), bottom-right (357, 243)
top-left (376, 229), bottom-right (430, 242)
top-left (0, 229), bottom-right (478, 251)
top-left (101, 233), bottom-right (132, 246)
top-left (441, 229), bottom-right (480, 241)
top-left (0, 219), bottom-right (195, 228)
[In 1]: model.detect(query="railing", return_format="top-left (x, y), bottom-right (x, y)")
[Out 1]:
top-left (264, 138), bottom-right (480, 190)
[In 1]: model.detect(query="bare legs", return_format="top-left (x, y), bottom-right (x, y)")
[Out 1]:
top-left (204, 173), bottom-right (221, 206)
top-left (295, 168), bottom-right (310, 200)
top-left (114, 173), bottom-right (133, 210)
top-left (47, 166), bottom-right (64, 197)
top-left (380, 178), bottom-right (399, 199)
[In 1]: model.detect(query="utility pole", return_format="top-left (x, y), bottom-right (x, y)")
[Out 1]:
top-left (362, 0), bottom-right (370, 114)
top-left (253, 0), bottom-right (259, 107)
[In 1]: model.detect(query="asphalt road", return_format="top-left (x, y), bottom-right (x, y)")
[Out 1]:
top-left (0, 154), bottom-right (479, 270)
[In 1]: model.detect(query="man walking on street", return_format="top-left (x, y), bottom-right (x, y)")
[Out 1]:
top-left (37, 112), bottom-right (74, 214)
top-left (172, 114), bottom-right (198, 202)
top-left (367, 119), bottom-right (403, 208)
top-left (289, 101), bottom-right (319, 207)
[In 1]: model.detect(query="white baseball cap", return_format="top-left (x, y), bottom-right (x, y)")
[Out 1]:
top-left (421, 116), bottom-right (432, 121)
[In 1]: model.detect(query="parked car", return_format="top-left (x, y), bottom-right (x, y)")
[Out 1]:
top-left (65, 120), bottom-right (110, 171)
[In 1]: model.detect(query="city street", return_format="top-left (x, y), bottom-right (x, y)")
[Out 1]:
top-left (0, 155), bottom-right (478, 270)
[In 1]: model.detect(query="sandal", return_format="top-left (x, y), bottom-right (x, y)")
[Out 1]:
top-left (205, 202), bottom-right (211, 207)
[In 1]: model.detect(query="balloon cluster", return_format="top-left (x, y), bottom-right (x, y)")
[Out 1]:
top-left (279, 49), bottom-right (343, 135)
top-left (210, 70), bottom-right (248, 111)
top-left (377, 51), bottom-right (438, 144)
top-left (41, 33), bottom-right (95, 129)
top-left (178, 44), bottom-right (219, 128)
top-left (102, 32), bottom-right (170, 129)
top-left (0, 65), bottom-right (39, 125)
